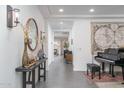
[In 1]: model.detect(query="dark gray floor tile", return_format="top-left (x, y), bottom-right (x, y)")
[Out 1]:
top-left (36, 56), bottom-right (97, 88)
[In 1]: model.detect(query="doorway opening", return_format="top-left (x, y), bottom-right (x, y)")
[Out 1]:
top-left (53, 31), bottom-right (73, 64)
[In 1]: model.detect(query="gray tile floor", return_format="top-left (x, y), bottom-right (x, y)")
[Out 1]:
top-left (36, 56), bottom-right (97, 88)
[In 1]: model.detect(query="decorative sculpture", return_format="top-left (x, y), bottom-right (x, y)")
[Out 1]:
top-left (22, 18), bottom-right (38, 68)
top-left (22, 27), bottom-right (36, 68)
top-left (22, 30), bottom-right (29, 67)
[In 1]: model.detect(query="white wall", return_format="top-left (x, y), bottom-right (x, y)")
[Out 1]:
top-left (72, 19), bottom-right (92, 71)
top-left (68, 31), bottom-right (73, 51)
top-left (0, 5), bottom-right (45, 87)
top-left (72, 18), bottom-right (124, 71)
top-left (46, 24), bottom-right (54, 67)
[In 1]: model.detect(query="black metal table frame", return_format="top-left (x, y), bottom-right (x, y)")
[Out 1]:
top-left (15, 59), bottom-right (47, 88)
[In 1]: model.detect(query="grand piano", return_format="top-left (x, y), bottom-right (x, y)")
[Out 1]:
top-left (95, 48), bottom-right (124, 80)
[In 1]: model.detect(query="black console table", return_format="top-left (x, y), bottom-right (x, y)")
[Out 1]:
top-left (15, 58), bottom-right (47, 88)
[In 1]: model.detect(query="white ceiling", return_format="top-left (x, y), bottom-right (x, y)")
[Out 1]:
top-left (48, 20), bottom-right (73, 32)
top-left (39, 5), bottom-right (124, 18)
top-left (54, 32), bottom-right (69, 40)
top-left (39, 5), bottom-right (124, 40)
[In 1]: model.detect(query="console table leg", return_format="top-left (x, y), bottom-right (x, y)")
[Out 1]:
top-left (38, 65), bottom-right (40, 81)
top-left (44, 61), bottom-right (46, 81)
top-left (32, 70), bottom-right (35, 88)
top-left (22, 72), bottom-right (26, 88)
top-left (28, 71), bottom-right (31, 82)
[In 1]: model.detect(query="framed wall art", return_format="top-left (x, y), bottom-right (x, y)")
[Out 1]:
top-left (91, 22), bottom-right (124, 54)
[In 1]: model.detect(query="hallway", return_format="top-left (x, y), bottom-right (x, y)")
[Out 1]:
top-left (37, 56), bottom-right (97, 88)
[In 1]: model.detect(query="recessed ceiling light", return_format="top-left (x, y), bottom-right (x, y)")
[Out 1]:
top-left (60, 21), bottom-right (63, 25)
top-left (89, 8), bottom-right (95, 12)
top-left (59, 9), bottom-right (64, 12)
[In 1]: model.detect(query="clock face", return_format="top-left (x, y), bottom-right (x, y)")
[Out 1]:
top-left (94, 26), bottom-right (114, 49)
top-left (27, 18), bottom-right (38, 51)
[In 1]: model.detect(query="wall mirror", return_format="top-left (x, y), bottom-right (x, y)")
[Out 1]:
top-left (26, 18), bottom-right (38, 51)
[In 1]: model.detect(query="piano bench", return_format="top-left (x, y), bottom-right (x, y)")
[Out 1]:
top-left (87, 63), bottom-right (101, 79)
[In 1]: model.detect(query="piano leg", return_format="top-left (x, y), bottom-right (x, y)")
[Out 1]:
top-left (122, 66), bottom-right (124, 80)
top-left (91, 69), bottom-right (94, 79)
top-left (87, 67), bottom-right (89, 75)
top-left (109, 64), bottom-right (112, 74)
top-left (102, 62), bottom-right (105, 73)
top-left (121, 66), bottom-right (124, 84)
top-left (99, 70), bottom-right (101, 79)
top-left (111, 65), bottom-right (115, 77)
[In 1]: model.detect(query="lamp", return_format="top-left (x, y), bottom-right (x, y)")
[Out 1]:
top-left (7, 5), bottom-right (20, 28)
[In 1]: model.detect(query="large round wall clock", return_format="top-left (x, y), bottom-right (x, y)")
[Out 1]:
top-left (94, 26), bottom-right (114, 49)
top-left (26, 18), bottom-right (38, 51)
